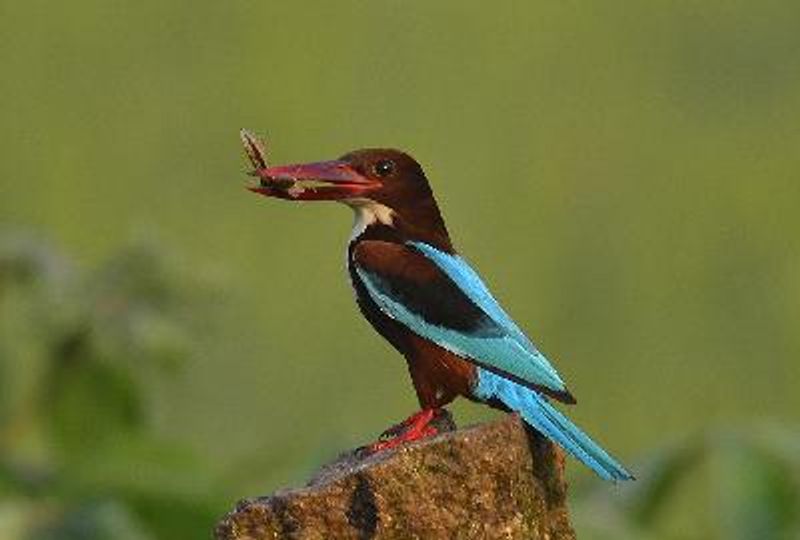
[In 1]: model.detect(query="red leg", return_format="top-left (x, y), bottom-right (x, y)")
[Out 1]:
top-left (366, 408), bottom-right (440, 453)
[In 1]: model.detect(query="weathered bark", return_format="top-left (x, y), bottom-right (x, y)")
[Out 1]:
top-left (215, 413), bottom-right (575, 540)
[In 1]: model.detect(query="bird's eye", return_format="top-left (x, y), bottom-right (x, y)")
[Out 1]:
top-left (373, 160), bottom-right (395, 177)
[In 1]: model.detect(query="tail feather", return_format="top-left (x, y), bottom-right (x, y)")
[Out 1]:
top-left (474, 369), bottom-right (634, 482)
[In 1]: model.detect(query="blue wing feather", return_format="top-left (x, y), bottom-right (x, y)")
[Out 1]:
top-left (407, 242), bottom-right (538, 351)
top-left (353, 241), bottom-right (568, 394)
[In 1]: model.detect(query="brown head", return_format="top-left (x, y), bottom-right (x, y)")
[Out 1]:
top-left (249, 148), bottom-right (452, 250)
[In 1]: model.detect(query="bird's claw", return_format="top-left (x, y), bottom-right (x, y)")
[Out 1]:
top-left (378, 409), bottom-right (436, 439)
top-left (378, 421), bottom-right (412, 440)
top-left (364, 408), bottom-right (441, 454)
top-left (367, 425), bottom-right (438, 453)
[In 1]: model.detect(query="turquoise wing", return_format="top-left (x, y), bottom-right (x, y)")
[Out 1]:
top-left (353, 241), bottom-right (571, 400)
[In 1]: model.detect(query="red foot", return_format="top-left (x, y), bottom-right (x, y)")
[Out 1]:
top-left (366, 408), bottom-right (440, 453)
top-left (379, 409), bottom-right (436, 439)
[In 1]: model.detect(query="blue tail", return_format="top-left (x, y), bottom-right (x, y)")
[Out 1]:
top-left (474, 369), bottom-right (634, 482)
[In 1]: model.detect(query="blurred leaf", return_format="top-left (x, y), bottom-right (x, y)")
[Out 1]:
top-left (713, 434), bottom-right (799, 540)
top-left (752, 423), bottom-right (800, 470)
top-left (620, 436), bottom-right (705, 527)
top-left (59, 436), bottom-right (225, 540)
top-left (574, 425), bottom-right (800, 539)
top-left (31, 499), bottom-right (152, 540)
top-left (45, 350), bottom-right (145, 458)
top-left (0, 459), bottom-right (54, 498)
top-left (123, 493), bottom-right (220, 540)
top-left (0, 498), bottom-right (39, 540)
top-left (1, 233), bottom-right (225, 539)
top-left (0, 234), bottom-right (70, 291)
top-left (61, 435), bottom-right (221, 501)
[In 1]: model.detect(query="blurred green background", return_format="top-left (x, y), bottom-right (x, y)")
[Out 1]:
top-left (2, 1), bottom-right (799, 538)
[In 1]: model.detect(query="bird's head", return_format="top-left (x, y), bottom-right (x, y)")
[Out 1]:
top-left (249, 148), bottom-right (430, 207)
top-left (248, 148), bottom-right (451, 248)
top-left (243, 141), bottom-right (452, 251)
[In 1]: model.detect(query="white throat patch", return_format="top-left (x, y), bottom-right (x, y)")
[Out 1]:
top-left (345, 198), bottom-right (395, 242)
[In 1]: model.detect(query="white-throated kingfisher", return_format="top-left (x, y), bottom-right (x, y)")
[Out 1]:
top-left (243, 133), bottom-right (633, 481)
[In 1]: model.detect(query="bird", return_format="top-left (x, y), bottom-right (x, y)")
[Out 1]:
top-left (244, 140), bottom-right (634, 482)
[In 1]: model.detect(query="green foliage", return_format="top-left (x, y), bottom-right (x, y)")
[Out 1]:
top-left (0, 234), bottom-right (224, 539)
top-left (572, 424), bottom-right (800, 539)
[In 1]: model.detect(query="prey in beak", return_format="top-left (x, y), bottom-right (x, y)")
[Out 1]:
top-left (240, 129), bottom-right (380, 201)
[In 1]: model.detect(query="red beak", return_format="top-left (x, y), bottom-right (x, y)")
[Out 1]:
top-left (248, 160), bottom-right (380, 201)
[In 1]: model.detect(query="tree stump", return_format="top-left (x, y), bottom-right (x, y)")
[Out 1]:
top-left (215, 414), bottom-right (575, 539)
